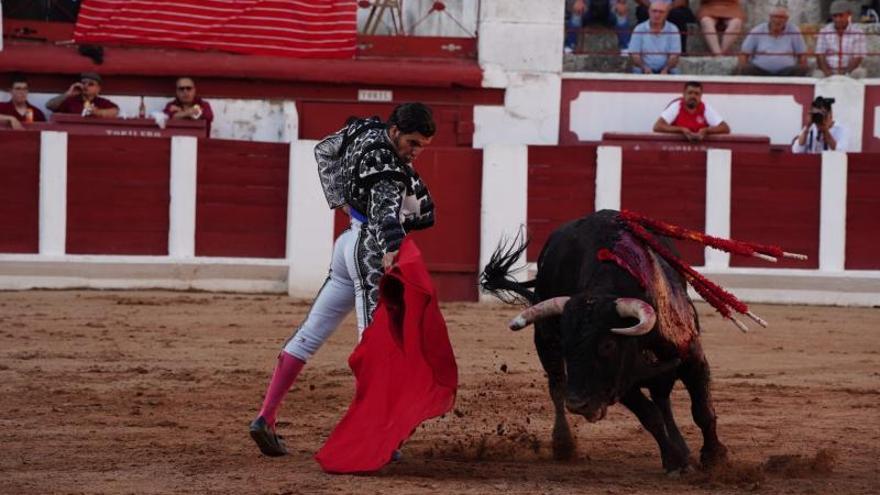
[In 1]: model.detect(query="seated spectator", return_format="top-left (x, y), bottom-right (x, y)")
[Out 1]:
top-left (815, 0), bottom-right (867, 79)
top-left (163, 77), bottom-right (214, 135)
top-left (737, 4), bottom-right (808, 76)
top-left (0, 74), bottom-right (47, 130)
top-left (653, 81), bottom-right (730, 141)
top-left (698, 0), bottom-right (745, 56)
top-left (792, 96), bottom-right (847, 153)
top-left (629, 1), bottom-right (681, 74)
top-left (46, 72), bottom-right (119, 118)
top-left (635, 0), bottom-right (696, 53)
top-left (565, 0), bottom-right (631, 54)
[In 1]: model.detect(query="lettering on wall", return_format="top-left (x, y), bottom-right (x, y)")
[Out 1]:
top-left (358, 89), bottom-right (393, 102)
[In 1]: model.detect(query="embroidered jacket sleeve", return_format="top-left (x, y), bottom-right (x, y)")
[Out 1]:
top-left (314, 126), bottom-right (347, 209)
top-left (400, 169), bottom-right (435, 232)
top-left (361, 147), bottom-right (410, 253)
top-left (370, 179), bottom-right (408, 253)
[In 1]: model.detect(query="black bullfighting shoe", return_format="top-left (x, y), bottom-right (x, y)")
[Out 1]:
top-left (249, 416), bottom-right (289, 457)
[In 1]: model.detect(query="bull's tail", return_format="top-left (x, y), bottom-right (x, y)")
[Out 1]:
top-left (480, 230), bottom-right (539, 305)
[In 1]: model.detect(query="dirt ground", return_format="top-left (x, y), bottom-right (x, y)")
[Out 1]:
top-left (0, 290), bottom-right (878, 495)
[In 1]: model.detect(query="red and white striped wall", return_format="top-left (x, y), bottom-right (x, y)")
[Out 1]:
top-left (0, 130), bottom-right (485, 301)
top-left (2, 130), bottom-right (879, 305)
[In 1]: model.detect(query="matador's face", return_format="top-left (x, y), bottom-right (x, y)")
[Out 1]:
top-left (389, 126), bottom-right (433, 163)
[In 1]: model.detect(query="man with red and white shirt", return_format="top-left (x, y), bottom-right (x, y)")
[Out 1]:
top-left (815, 0), bottom-right (867, 79)
top-left (653, 81), bottom-right (730, 142)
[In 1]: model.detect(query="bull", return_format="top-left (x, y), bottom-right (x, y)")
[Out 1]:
top-left (480, 209), bottom-right (729, 474)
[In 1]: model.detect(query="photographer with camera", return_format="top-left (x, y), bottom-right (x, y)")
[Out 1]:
top-left (792, 97), bottom-right (848, 154)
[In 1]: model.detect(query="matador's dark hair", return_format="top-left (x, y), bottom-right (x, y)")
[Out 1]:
top-left (388, 102), bottom-right (436, 137)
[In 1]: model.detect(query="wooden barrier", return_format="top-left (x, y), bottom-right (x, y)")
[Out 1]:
top-left (730, 152), bottom-right (821, 269)
top-left (602, 133), bottom-right (771, 153)
top-left (527, 145), bottom-right (597, 261)
top-left (621, 149), bottom-right (707, 266)
top-left (26, 114), bottom-right (208, 138)
top-left (66, 135), bottom-right (171, 255)
top-left (195, 139), bottom-right (290, 258)
top-left (0, 131), bottom-right (40, 253)
top-left (846, 153), bottom-right (880, 270)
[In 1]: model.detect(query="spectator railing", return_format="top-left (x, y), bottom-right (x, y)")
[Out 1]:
top-left (564, 24), bottom-right (880, 59)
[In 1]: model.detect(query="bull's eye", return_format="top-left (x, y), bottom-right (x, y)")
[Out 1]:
top-left (598, 338), bottom-right (617, 358)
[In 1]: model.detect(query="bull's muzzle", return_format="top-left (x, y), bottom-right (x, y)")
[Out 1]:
top-left (565, 395), bottom-right (607, 423)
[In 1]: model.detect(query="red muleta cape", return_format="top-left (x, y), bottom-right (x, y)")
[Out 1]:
top-left (315, 238), bottom-right (458, 473)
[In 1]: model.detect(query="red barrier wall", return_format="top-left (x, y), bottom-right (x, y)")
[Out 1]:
top-left (846, 153), bottom-right (880, 270)
top-left (195, 139), bottom-right (289, 258)
top-left (0, 131), bottom-right (40, 253)
top-left (527, 145), bottom-right (597, 261)
top-left (409, 148), bottom-right (482, 301)
top-left (730, 152), bottom-right (821, 269)
top-left (0, 132), bottom-right (40, 253)
top-left (66, 135), bottom-right (171, 255)
top-left (298, 103), bottom-right (475, 147)
top-left (621, 150), bottom-right (706, 266)
top-left (333, 147), bottom-right (482, 301)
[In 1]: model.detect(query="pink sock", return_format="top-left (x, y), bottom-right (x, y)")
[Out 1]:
top-left (258, 351), bottom-right (305, 427)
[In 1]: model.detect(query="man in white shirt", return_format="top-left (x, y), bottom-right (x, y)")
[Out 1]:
top-left (815, 0), bottom-right (867, 78)
top-left (792, 96), bottom-right (848, 153)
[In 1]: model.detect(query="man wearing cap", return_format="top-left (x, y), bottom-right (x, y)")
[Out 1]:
top-left (46, 72), bottom-right (119, 118)
top-left (0, 74), bottom-right (47, 130)
top-left (815, 1), bottom-right (867, 78)
top-left (737, 3), bottom-right (808, 76)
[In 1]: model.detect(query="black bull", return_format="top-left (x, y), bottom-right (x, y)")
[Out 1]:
top-left (480, 210), bottom-right (728, 473)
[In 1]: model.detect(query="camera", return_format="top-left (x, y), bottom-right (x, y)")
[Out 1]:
top-left (810, 96), bottom-right (835, 126)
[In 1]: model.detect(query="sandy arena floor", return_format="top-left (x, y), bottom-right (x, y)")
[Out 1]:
top-left (0, 290), bottom-right (878, 494)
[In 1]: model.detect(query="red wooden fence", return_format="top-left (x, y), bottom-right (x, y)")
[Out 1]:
top-left (527, 145), bottom-right (597, 261)
top-left (0, 131), bottom-right (40, 253)
top-left (730, 152), bottom-right (821, 269)
top-left (297, 102), bottom-right (475, 147)
top-left (621, 150), bottom-right (706, 266)
top-left (195, 139), bottom-right (289, 258)
top-left (66, 135), bottom-right (171, 255)
top-left (846, 153), bottom-right (880, 270)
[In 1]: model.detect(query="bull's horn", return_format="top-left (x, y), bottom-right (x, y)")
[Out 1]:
top-left (611, 298), bottom-right (657, 336)
top-left (508, 296), bottom-right (570, 331)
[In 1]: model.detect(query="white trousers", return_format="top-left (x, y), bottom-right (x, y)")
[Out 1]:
top-left (283, 223), bottom-right (369, 362)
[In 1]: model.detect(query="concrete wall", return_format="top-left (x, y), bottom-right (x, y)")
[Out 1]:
top-left (474, 0), bottom-right (564, 147)
top-left (561, 74), bottom-right (872, 152)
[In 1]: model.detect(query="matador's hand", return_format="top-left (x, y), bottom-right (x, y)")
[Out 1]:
top-left (382, 250), bottom-right (398, 269)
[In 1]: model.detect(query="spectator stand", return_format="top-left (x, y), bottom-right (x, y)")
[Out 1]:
top-left (564, 0), bottom-right (880, 77)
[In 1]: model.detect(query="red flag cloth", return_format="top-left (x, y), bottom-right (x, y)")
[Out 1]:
top-left (315, 238), bottom-right (458, 474)
top-left (74, 0), bottom-right (356, 59)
